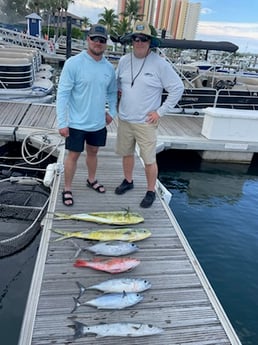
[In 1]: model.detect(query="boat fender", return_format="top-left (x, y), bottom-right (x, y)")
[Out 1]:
top-left (43, 163), bottom-right (56, 187)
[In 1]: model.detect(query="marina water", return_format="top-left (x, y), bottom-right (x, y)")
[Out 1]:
top-left (158, 149), bottom-right (258, 345)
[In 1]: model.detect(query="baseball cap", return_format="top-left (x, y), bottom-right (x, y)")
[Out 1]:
top-left (88, 24), bottom-right (108, 39)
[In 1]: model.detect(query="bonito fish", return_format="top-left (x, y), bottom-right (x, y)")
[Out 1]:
top-left (54, 210), bottom-right (144, 225)
top-left (52, 228), bottom-right (151, 242)
top-left (76, 278), bottom-right (151, 296)
top-left (71, 291), bottom-right (143, 312)
top-left (84, 241), bottom-right (139, 256)
top-left (74, 257), bottom-right (140, 274)
top-left (71, 320), bottom-right (164, 338)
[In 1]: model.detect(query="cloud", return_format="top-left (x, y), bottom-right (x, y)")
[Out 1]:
top-left (200, 7), bottom-right (213, 15)
top-left (68, 0), bottom-right (117, 22)
top-left (197, 21), bottom-right (258, 53)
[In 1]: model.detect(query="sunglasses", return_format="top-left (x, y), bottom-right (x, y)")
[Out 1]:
top-left (90, 36), bottom-right (107, 44)
top-left (132, 35), bottom-right (150, 43)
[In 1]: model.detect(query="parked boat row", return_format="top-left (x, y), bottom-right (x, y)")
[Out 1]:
top-left (157, 40), bottom-right (258, 112)
top-left (0, 45), bottom-right (55, 103)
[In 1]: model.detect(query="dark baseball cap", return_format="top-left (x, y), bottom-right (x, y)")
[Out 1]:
top-left (88, 24), bottom-right (108, 39)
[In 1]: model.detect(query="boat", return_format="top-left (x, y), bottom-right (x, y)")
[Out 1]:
top-left (0, 46), bottom-right (54, 103)
top-left (0, 176), bottom-right (50, 257)
top-left (0, 129), bottom-right (62, 257)
top-left (157, 39), bottom-right (258, 112)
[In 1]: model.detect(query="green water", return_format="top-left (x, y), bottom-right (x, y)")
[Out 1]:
top-left (158, 149), bottom-right (258, 345)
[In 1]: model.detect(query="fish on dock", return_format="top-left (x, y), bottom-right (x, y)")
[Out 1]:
top-left (71, 291), bottom-right (143, 312)
top-left (71, 320), bottom-right (164, 338)
top-left (52, 228), bottom-right (151, 242)
top-left (73, 257), bottom-right (140, 274)
top-left (54, 210), bottom-right (144, 225)
top-left (76, 278), bottom-right (151, 296)
top-left (78, 241), bottom-right (139, 256)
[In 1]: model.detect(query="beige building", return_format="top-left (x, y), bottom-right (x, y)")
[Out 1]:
top-left (117, 0), bottom-right (201, 39)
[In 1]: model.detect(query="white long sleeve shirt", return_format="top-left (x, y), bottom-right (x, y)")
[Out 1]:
top-left (117, 51), bottom-right (184, 123)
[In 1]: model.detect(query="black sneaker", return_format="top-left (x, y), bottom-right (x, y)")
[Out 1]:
top-left (115, 179), bottom-right (134, 195)
top-left (140, 191), bottom-right (156, 208)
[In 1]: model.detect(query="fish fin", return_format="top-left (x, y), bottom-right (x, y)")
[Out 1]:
top-left (71, 297), bottom-right (80, 313)
top-left (91, 257), bottom-right (105, 262)
top-left (72, 321), bottom-right (87, 339)
top-left (76, 281), bottom-right (86, 299)
top-left (74, 259), bottom-right (88, 267)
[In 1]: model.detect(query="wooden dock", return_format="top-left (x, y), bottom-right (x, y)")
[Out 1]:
top-left (0, 102), bottom-right (243, 344)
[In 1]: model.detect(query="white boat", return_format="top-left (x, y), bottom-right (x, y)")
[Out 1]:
top-left (157, 39), bottom-right (258, 112)
top-left (0, 46), bottom-right (54, 103)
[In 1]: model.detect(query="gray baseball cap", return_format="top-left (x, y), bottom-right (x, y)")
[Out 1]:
top-left (88, 24), bottom-right (108, 39)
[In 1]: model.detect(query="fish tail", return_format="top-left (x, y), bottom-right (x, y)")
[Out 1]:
top-left (74, 259), bottom-right (88, 268)
top-left (72, 321), bottom-right (87, 339)
top-left (76, 281), bottom-right (86, 299)
top-left (51, 229), bottom-right (73, 242)
top-left (54, 212), bottom-right (69, 220)
top-left (71, 296), bottom-right (81, 313)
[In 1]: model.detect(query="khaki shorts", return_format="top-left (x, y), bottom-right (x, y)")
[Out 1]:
top-left (116, 118), bottom-right (158, 164)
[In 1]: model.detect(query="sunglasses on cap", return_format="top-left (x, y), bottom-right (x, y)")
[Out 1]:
top-left (90, 36), bottom-right (107, 44)
top-left (132, 35), bottom-right (150, 42)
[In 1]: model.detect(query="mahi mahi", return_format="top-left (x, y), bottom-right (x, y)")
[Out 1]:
top-left (52, 228), bottom-right (151, 242)
top-left (71, 320), bottom-right (164, 338)
top-left (54, 210), bottom-right (144, 225)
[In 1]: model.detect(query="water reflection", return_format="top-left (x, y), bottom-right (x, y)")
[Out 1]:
top-left (157, 149), bottom-right (258, 345)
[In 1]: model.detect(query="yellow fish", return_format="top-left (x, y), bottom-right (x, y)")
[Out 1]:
top-left (54, 210), bottom-right (144, 225)
top-left (52, 228), bottom-right (151, 242)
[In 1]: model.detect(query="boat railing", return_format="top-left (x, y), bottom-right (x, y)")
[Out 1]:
top-left (157, 47), bottom-right (195, 88)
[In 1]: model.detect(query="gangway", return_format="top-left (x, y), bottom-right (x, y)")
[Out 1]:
top-left (0, 27), bottom-right (54, 54)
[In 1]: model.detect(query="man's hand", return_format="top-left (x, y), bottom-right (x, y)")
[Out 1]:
top-left (147, 111), bottom-right (160, 124)
top-left (106, 112), bottom-right (113, 125)
top-left (59, 127), bottom-right (69, 137)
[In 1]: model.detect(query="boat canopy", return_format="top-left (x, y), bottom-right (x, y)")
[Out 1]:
top-left (159, 39), bottom-right (239, 52)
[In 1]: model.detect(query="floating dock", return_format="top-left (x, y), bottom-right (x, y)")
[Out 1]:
top-left (0, 101), bottom-right (244, 344)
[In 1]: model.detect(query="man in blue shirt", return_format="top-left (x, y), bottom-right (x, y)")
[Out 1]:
top-left (56, 24), bottom-right (117, 206)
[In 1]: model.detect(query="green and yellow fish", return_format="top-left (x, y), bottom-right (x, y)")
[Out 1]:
top-left (54, 210), bottom-right (144, 225)
top-left (52, 228), bottom-right (151, 242)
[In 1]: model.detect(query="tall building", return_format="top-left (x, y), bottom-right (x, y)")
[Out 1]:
top-left (117, 0), bottom-right (201, 39)
top-left (182, 2), bottom-right (201, 39)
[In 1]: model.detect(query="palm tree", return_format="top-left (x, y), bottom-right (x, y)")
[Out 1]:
top-left (98, 7), bottom-right (118, 34)
top-left (114, 17), bottom-right (130, 37)
top-left (82, 17), bottom-right (91, 30)
top-left (121, 0), bottom-right (144, 28)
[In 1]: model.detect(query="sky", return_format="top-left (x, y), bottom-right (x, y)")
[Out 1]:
top-left (68, 0), bottom-right (258, 54)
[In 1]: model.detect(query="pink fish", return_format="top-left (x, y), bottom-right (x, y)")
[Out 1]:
top-left (74, 257), bottom-right (140, 274)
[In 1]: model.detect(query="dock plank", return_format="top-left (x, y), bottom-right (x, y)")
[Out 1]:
top-left (0, 102), bottom-right (241, 344)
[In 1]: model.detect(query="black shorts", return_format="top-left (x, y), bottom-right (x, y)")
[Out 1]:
top-left (65, 127), bottom-right (107, 152)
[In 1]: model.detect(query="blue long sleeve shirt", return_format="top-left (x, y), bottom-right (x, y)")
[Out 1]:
top-left (56, 50), bottom-right (117, 131)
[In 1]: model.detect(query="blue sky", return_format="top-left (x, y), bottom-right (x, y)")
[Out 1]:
top-left (68, 0), bottom-right (258, 54)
